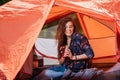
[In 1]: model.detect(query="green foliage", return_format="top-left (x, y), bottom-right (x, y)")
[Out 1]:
top-left (0, 0), bottom-right (11, 6)
top-left (39, 13), bottom-right (83, 39)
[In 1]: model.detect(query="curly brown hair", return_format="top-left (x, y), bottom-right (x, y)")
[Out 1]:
top-left (56, 16), bottom-right (78, 58)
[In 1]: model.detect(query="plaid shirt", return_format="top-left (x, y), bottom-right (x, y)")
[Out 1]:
top-left (62, 33), bottom-right (94, 72)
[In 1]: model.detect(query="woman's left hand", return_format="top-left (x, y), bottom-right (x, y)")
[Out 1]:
top-left (68, 50), bottom-right (73, 60)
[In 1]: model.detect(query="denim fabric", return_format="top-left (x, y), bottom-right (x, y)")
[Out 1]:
top-left (44, 69), bottom-right (64, 80)
top-left (49, 65), bottom-right (66, 72)
top-left (39, 65), bottom-right (66, 80)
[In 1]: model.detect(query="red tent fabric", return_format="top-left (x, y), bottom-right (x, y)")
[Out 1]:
top-left (0, 0), bottom-right (54, 79)
top-left (0, 0), bottom-right (120, 80)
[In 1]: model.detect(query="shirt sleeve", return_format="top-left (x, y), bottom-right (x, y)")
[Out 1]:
top-left (80, 35), bottom-right (94, 59)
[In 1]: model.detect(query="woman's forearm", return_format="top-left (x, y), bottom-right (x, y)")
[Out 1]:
top-left (71, 54), bottom-right (89, 60)
top-left (59, 57), bottom-right (65, 64)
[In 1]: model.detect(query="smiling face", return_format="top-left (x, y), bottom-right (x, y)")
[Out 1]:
top-left (65, 21), bottom-right (74, 38)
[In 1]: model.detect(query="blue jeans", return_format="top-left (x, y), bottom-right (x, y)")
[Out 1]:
top-left (39, 65), bottom-right (66, 80)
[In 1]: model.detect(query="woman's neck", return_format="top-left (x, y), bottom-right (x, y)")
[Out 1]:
top-left (67, 37), bottom-right (71, 47)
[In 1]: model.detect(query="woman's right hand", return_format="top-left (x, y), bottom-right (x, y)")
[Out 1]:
top-left (63, 46), bottom-right (70, 57)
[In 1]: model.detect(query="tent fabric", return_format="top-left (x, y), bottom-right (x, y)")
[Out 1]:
top-left (82, 15), bottom-right (115, 38)
top-left (35, 38), bottom-right (58, 59)
top-left (55, 0), bottom-right (120, 61)
top-left (56, 0), bottom-right (114, 21)
top-left (0, 0), bottom-right (120, 80)
top-left (56, 0), bottom-right (120, 21)
top-left (20, 49), bottom-right (33, 75)
top-left (0, 0), bottom-right (54, 80)
top-left (46, 5), bottom-right (73, 23)
top-left (89, 37), bottom-right (116, 58)
top-left (35, 37), bottom-right (115, 59)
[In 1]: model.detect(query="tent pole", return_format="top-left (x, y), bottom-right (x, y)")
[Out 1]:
top-left (76, 13), bottom-right (90, 38)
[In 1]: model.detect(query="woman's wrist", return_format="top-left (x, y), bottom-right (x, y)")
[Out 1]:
top-left (71, 56), bottom-right (77, 60)
top-left (75, 55), bottom-right (77, 60)
top-left (61, 56), bottom-right (65, 59)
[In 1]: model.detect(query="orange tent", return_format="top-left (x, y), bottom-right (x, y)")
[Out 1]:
top-left (0, 0), bottom-right (120, 80)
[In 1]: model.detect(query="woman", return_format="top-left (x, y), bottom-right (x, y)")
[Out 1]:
top-left (35, 17), bottom-right (98, 80)
top-left (56, 16), bottom-right (94, 72)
